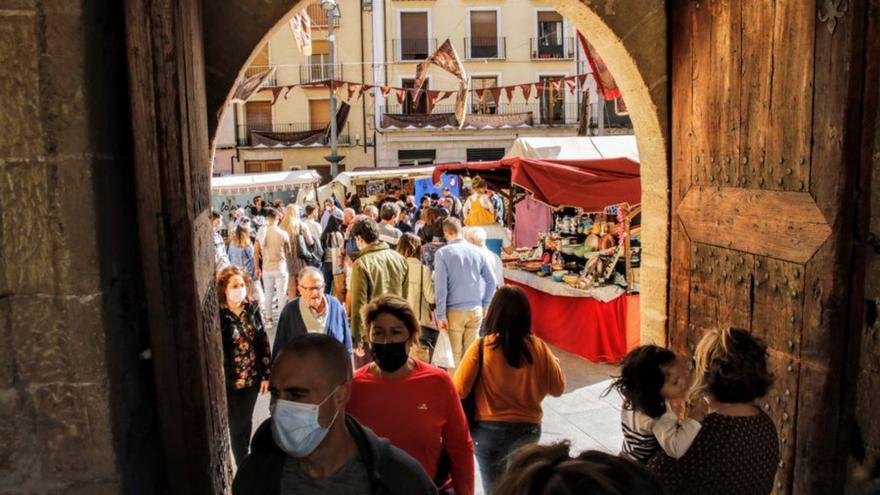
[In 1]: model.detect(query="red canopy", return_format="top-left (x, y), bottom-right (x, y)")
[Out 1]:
top-left (432, 156), bottom-right (640, 211)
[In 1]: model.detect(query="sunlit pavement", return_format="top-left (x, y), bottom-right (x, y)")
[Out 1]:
top-left (248, 324), bottom-right (622, 493)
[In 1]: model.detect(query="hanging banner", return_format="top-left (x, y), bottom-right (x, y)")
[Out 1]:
top-left (414, 39), bottom-right (468, 92)
top-left (231, 66), bottom-right (277, 102)
top-left (410, 87), bottom-right (424, 106)
top-left (290, 12), bottom-right (313, 57)
top-left (454, 81), bottom-right (468, 128)
top-left (577, 31), bottom-right (621, 101)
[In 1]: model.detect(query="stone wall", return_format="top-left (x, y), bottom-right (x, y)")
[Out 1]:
top-left (0, 1), bottom-right (162, 493)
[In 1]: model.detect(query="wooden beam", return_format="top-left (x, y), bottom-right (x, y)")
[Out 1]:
top-left (677, 186), bottom-right (831, 263)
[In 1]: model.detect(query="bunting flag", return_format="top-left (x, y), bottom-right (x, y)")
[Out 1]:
top-left (521, 83), bottom-right (533, 100)
top-left (347, 82), bottom-right (360, 101)
top-left (504, 86), bottom-right (515, 103)
top-left (414, 39), bottom-right (468, 93)
top-left (231, 66), bottom-right (277, 102)
top-left (475, 88), bottom-right (486, 103)
top-left (577, 30), bottom-right (621, 101)
top-left (489, 87), bottom-right (502, 107)
top-left (290, 12), bottom-right (312, 57)
top-left (395, 88), bottom-right (407, 105)
top-left (381, 85), bottom-right (393, 98)
top-left (564, 78), bottom-right (576, 93)
top-left (270, 87), bottom-right (284, 105)
top-left (440, 90), bottom-right (455, 102)
top-left (360, 84), bottom-right (374, 98)
top-left (551, 80), bottom-right (562, 93)
top-left (578, 74), bottom-right (588, 88)
top-left (426, 90), bottom-right (440, 112)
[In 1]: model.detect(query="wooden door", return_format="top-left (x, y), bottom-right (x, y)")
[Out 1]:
top-left (669, 1), bottom-right (876, 493)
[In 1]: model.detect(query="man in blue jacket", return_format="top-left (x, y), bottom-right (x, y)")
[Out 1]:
top-left (274, 267), bottom-right (352, 357)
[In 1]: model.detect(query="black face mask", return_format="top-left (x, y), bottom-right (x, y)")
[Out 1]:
top-left (370, 342), bottom-right (409, 372)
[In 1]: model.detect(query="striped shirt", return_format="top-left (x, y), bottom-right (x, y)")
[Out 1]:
top-left (620, 406), bottom-right (702, 463)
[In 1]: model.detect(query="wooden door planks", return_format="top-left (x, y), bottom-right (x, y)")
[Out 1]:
top-left (677, 187), bottom-right (831, 264)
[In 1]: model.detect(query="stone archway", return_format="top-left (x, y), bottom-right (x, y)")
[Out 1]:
top-left (204, 0), bottom-right (671, 346)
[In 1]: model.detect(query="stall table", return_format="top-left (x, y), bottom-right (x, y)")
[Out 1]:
top-left (503, 268), bottom-right (639, 363)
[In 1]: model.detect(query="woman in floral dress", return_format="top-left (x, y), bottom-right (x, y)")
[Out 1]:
top-left (216, 265), bottom-right (272, 465)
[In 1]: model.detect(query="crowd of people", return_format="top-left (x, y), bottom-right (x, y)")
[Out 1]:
top-left (213, 192), bottom-right (781, 495)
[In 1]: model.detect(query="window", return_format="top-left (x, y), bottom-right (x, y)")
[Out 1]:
top-left (539, 75), bottom-right (565, 124)
top-left (399, 12), bottom-right (429, 60)
top-left (469, 11), bottom-right (498, 59)
top-left (245, 101), bottom-right (272, 131)
top-left (471, 76), bottom-right (498, 114)
top-left (309, 100), bottom-right (331, 128)
top-left (304, 41), bottom-right (333, 82)
top-left (466, 148), bottom-right (505, 162)
top-left (537, 12), bottom-right (564, 59)
top-left (398, 149), bottom-right (436, 166)
top-left (401, 78), bottom-right (428, 114)
top-left (245, 160), bottom-right (283, 173)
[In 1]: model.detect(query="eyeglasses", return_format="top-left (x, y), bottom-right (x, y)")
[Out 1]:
top-left (299, 285), bottom-right (325, 292)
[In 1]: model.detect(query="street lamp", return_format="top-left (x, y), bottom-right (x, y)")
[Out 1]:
top-left (321, 0), bottom-right (344, 177)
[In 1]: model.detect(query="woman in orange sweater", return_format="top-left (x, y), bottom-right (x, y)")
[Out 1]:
top-left (453, 286), bottom-right (566, 494)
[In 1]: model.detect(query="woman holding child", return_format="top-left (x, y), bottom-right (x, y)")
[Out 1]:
top-left (615, 328), bottom-right (779, 494)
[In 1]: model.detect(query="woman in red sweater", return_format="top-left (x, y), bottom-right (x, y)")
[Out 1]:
top-left (348, 295), bottom-right (475, 495)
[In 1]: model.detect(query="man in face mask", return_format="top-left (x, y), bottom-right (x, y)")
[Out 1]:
top-left (233, 334), bottom-right (437, 495)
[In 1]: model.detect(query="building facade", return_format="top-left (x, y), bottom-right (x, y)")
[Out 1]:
top-left (212, 0), bottom-right (633, 178)
top-left (372, 0), bottom-right (630, 166)
top-left (213, 0), bottom-right (376, 182)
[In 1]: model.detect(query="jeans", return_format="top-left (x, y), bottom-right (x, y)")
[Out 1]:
top-left (227, 385), bottom-right (260, 466)
top-left (322, 261), bottom-right (334, 294)
top-left (262, 270), bottom-right (289, 323)
top-left (472, 421), bottom-right (541, 495)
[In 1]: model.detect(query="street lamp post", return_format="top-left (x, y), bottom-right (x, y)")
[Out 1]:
top-left (321, 0), bottom-right (344, 177)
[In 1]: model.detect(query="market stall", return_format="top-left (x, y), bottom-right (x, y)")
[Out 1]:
top-left (433, 155), bottom-right (641, 363)
top-left (211, 169), bottom-right (322, 217)
top-left (325, 165), bottom-right (460, 207)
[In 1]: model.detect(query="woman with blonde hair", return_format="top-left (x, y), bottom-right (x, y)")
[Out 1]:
top-left (647, 327), bottom-right (779, 494)
top-left (278, 204), bottom-right (321, 299)
top-left (462, 176), bottom-right (497, 227)
top-left (216, 265), bottom-right (271, 465)
top-left (396, 233), bottom-right (436, 357)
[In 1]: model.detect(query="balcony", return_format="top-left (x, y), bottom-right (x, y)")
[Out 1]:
top-left (379, 102), bottom-right (586, 129)
top-left (236, 122), bottom-right (351, 147)
top-left (306, 3), bottom-right (340, 29)
top-left (393, 38), bottom-right (437, 61)
top-left (464, 37), bottom-right (506, 60)
top-left (244, 65), bottom-right (277, 87)
top-left (530, 37), bottom-right (576, 60)
top-left (299, 62), bottom-right (344, 84)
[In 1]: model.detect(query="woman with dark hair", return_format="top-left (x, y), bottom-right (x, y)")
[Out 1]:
top-left (347, 295), bottom-right (474, 495)
top-left (453, 286), bottom-right (566, 494)
top-left (647, 327), bottom-right (779, 494)
top-left (216, 265), bottom-right (272, 465)
top-left (493, 441), bottom-right (664, 495)
top-left (319, 210), bottom-right (345, 295)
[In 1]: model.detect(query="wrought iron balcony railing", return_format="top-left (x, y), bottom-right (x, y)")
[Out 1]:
top-left (464, 37), bottom-right (506, 60)
top-left (393, 38), bottom-right (437, 61)
top-left (236, 122), bottom-right (351, 147)
top-left (530, 37), bottom-right (576, 60)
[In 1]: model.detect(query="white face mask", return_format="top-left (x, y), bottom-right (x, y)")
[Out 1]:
top-left (226, 287), bottom-right (248, 306)
top-left (271, 388), bottom-right (340, 458)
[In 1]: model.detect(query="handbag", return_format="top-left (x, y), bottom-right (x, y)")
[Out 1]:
top-left (460, 337), bottom-right (484, 428)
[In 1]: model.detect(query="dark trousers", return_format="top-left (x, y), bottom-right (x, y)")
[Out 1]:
top-left (322, 261), bottom-right (334, 294)
top-left (472, 421), bottom-right (541, 494)
top-left (227, 385), bottom-right (260, 465)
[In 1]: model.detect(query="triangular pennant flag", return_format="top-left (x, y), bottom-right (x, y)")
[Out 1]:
top-left (360, 84), bottom-right (374, 98)
top-left (381, 85), bottom-right (392, 98)
top-left (347, 83), bottom-right (359, 100)
top-left (521, 84), bottom-right (533, 100)
top-left (440, 90), bottom-right (455, 102)
top-left (551, 80), bottom-right (562, 92)
top-left (489, 87), bottom-right (502, 106)
top-left (565, 78), bottom-right (576, 93)
top-left (504, 86), bottom-right (515, 103)
top-left (283, 86), bottom-right (294, 100)
top-left (426, 90), bottom-right (440, 112)
top-left (395, 88), bottom-right (407, 105)
top-left (578, 74), bottom-right (588, 88)
top-left (270, 86), bottom-right (284, 105)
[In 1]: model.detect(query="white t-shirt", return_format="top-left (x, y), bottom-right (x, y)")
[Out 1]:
top-left (261, 226), bottom-right (291, 273)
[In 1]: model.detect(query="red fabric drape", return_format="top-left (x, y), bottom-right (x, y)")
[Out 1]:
top-left (506, 279), bottom-right (629, 363)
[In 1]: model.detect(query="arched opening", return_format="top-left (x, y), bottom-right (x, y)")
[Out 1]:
top-left (203, 0), bottom-right (669, 484)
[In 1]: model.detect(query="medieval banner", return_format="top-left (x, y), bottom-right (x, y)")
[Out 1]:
top-left (231, 66), bottom-right (277, 103)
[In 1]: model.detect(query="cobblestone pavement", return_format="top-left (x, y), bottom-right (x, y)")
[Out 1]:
top-left (247, 325), bottom-right (622, 492)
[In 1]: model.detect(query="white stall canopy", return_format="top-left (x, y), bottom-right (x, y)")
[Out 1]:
top-left (505, 135), bottom-right (639, 163)
top-left (210, 170), bottom-right (321, 194)
top-left (331, 165), bottom-right (437, 188)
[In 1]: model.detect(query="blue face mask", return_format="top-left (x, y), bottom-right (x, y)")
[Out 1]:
top-left (271, 387), bottom-right (340, 458)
